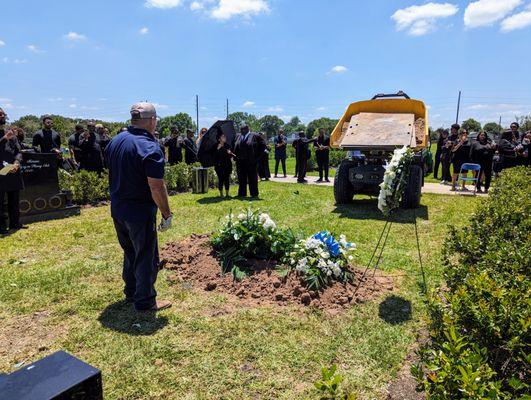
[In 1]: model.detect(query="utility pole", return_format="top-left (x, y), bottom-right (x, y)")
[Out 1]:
top-left (455, 90), bottom-right (461, 124)
top-left (226, 98), bottom-right (229, 119)
top-left (195, 95), bottom-right (199, 135)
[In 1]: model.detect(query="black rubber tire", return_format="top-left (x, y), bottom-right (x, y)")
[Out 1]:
top-left (334, 160), bottom-right (355, 204)
top-left (401, 164), bottom-right (423, 209)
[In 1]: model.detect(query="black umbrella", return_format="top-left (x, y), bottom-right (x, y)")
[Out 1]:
top-left (197, 120), bottom-right (237, 167)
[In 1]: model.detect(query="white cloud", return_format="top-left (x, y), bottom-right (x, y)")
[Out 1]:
top-left (328, 65), bottom-right (348, 74)
top-left (501, 5), bottom-right (531, 32)
top-left (27, 44), bottom-right (45, 54)
top-left (63, 32), bottom-right (87, 41)
top-left (210, 0), bottom-right (270, 20)
top-left (267, 106), bottom-right (283, 112)
top-left (139, 27), bottom-right (149, 35)
top-left (316, 106), bottom-right (326, 111)
top-left (47, 97), bottom-right (63, 102)
top-left (242, 101), bottom-right (255, 107)
top-left (190, 1), bottom-right (203, 11)
top-left (0, 98), bottom-right (13, 103)
top-left (468, 104), bottom-right (490, 110)
top-left (153, 103), bottom-right (169, 109)
top-left (464, 0), bottom-right (522, 28)
top-left (145, 0), bottom-right (182, 9)
top-left (69, 104), bottom-right (77, 108)
top-left (0, 39), bottom-right (5, 47)
top-left (392, 2), bottom-right (459, 36)
top-left (2, 57), bottom-right (28, 64)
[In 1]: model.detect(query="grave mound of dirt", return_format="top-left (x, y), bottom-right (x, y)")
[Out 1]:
top-left (160, 234), bottom-right (395, 311)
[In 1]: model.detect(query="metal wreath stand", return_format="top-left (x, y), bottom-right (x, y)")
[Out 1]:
top-left (353, 157), bottom-right (428, 296)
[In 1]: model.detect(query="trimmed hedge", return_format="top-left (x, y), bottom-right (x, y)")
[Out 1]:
top-left (59, 163), bottom-right (220, 204)
top-left (413, 167), bottom-right (530, 399)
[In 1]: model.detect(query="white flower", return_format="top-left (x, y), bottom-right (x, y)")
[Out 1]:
top-left (238, 213), bottom-right (246, 220)
top-left (234, 233), bottom-right (239, 240)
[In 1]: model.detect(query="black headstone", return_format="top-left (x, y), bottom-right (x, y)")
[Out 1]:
top-left (0, 351), bottom-right (103, 400)
top-left (18, 152), bottom-right (80, 223)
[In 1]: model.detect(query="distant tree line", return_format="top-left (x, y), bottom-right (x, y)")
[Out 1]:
top-left (9, 111), bottom-right (531, 144)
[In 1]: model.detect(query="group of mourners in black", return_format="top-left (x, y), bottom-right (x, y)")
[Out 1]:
top-left (433, 122), bottom-right (530, 193)
top-left (207, 124), bottom-right (331, 198)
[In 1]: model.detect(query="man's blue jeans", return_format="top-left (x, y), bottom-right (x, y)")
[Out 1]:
top-left (113, 217), bottom-right (159, 310)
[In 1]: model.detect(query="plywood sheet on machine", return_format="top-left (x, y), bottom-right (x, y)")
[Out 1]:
top-left (340, 112), bottom-right (415, 148)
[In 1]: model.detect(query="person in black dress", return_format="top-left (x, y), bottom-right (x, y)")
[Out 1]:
top-left (0, 109), bottom-right (25, 233)
top-left (314, 128), bottom-right (330, 182)
top-left (214, 130), bottom-right (234, 197)
top-left (434, 129), bottom-right (447, 180)
top-left (439, 129), bottom-right (452, 184)
top-left (273, 129), bottom-right (287, 177)
top-left (450, 129), bottom-right (471, 191)
top-left (469, 131), bottom-right (495, 193)
top-left (32, 115), bottom-right (61, 153)
top-left (498, 130), bottom-right (521, 170)
top-left (233, 124), bottom-right (266, 197)
top-left (79, 129), bottom-right (104, 174)
top-left (164, 126), bottom-right (183, 165)
top-left (257, 132), bottom-right (271, 181)
top-left (295, 130), bottom-right (316, 183)
top-left (183, 129), bottom-right (198, 164)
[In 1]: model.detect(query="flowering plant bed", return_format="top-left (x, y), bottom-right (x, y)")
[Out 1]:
top-left (161, 234), bottom-right (395, 311)
top-left (377, 146), bottom-right (413, 215)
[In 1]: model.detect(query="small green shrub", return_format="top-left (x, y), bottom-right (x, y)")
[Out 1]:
top-left (416, 167), bottom-right (530, 399)
top-left (314, 364), bottom-right (357, 400)
top-left (59, 169), bottom-right (109, 204)
top-left (164, 162), bottom-right (191, 192)
top-left (329, 149), bottom-right (347, 167)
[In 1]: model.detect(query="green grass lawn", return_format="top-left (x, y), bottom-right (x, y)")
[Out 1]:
top-left (0, 183), bottom-right (481, 399)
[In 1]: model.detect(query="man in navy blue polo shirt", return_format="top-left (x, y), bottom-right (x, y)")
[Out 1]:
top-left (105, 102), bottom-right (173, 312)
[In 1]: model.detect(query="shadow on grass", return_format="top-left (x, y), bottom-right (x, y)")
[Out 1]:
top-left (332, 200), bottom-right (428, 223)
top-left (196, 195), bottom-right (263, 205)
top-left (98, 300), bottom-right (168, 336)
top-left (378, 295), bottom-right (412, 325)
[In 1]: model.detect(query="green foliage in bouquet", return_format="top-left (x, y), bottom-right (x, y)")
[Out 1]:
top-left (211, 209), bottom-right (297, 279)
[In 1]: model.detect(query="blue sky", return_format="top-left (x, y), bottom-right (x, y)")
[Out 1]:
top-left (1, 0), bottom-right (530, 129)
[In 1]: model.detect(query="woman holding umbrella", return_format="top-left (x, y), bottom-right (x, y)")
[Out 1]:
top-left (214, 129), bottom-right (235, 198)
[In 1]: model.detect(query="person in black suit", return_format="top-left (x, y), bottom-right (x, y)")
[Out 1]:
top-left (0, 109), bottom-right (25, 233)
top-left (32, 115), bottom-right (61, 153)
top-left (314, 128), bottom-right (330, 182)
top-left (434, 129), bottom-right (448, 180)
top-left (183, 129), bottom-right (198, 164)
top-left (295, 130), bottom-right (316, 183)
top-left (233, 124), bottom-right (266, 197)
top-left (79, 128), bottom-right (104, 174)
top-left (164, 126), bottom-right (183, 165)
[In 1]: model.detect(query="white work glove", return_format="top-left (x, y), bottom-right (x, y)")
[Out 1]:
top-left (158, 214), bottom-right (172, 232)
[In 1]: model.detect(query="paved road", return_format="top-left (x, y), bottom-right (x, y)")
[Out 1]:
top-left (268, 176), bottom-right (487, 197)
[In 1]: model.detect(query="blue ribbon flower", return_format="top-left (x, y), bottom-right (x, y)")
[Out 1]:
top-left (312, 231), bottom-right (341, 257)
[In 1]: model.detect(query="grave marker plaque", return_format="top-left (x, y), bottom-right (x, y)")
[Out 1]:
top-left (19, 152), bottom-right (80, 223)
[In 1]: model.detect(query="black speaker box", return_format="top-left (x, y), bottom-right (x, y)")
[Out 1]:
top-left (0, 351), bottom-right (103, 400)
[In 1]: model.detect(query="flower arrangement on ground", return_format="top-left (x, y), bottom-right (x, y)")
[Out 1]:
top-left (377, 146), bottom-right (413, 215)
top-left (289, 231), bottom-right (356, 290)
top-left (211, 209), bottom-right (296, 278)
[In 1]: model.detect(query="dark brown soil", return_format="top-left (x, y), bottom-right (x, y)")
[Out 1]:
top-left (160, 234), bottom-right (396, 312)
top-left (386, 330), bottom-right (428, 400)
